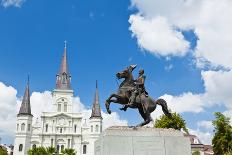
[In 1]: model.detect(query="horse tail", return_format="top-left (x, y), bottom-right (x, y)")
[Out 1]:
top-left (156, 99), bottom-right (172, 118)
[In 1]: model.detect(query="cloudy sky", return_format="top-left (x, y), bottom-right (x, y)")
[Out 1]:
top-left (0, 0), bottom-right (232, 145)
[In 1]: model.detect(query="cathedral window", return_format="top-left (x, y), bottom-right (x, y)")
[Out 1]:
top-left (95, 125), bottom-right (99, 132)
top-left (19, 144), bottom-right (23, 152)
top-left (68, 139), bottom-right (71, 148)
top-left (17, 124), bottom-right (19, 131)
top-left (74, 125), bottom-right (77, 133)
top-left (61, 145), bottom-right (64, 152)
top-left (21, 123), bottom-right (25, 131)
top-left (28, 124), bottom-right (30, 131)
top-left (56, 145), bottom-right (60, 153)
top-left (46, 124), bottom-right (48, 132)
top-left (64, 103), bottom-right (67, 112)
top-left (51, 139), bottom-right (54, 147)
top-left (83, 145), bottom-right (87, 154)
top-left (32, 144), bottom-right (36, 149)
top-left (91, 125), bottom-right (93, 132)
top-left (60, 128), bottom-right (62, 133)
top-left (58, 104), bottom-right (61, 112)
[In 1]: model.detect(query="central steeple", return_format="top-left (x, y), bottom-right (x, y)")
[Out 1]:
top-left (56, 41), bottom-right (71, 90)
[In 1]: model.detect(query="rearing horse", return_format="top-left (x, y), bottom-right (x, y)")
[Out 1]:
top-left (105, 66), bottom-right (172, 127)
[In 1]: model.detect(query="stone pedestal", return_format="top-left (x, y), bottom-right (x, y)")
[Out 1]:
top-left (94, 126), bottom-right (191, 155)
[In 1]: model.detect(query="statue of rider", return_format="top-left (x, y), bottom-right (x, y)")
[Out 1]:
top-left (128, 69), bottom-right (148, 107)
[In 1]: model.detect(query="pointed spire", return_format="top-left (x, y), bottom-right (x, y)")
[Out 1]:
top-left (18, 76), bottom-right (32, 116)
top-left (59, 41), bottom-right (69, 74)
top-left (56, 41), bottom-right (71, 90)
top-left (90, 80), bottom-right (102, 119)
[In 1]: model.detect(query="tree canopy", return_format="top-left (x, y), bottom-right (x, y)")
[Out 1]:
top-left (154, 112), bottom-right (188, 134)
top-left (27, 146), bottom-right (76, 155)
top-left (0, 147), bottom-right (7, 155)
top-left (212, 112), bottom-right (232, 155)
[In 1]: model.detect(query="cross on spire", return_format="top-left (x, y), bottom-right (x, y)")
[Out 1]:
top-left (64, 40), bottom-right (67, 49)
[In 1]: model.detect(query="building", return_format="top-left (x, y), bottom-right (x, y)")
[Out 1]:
top-left (185, 134), bottom-right (214, 155)
top-left (13, 44), bottom-right (103, 155)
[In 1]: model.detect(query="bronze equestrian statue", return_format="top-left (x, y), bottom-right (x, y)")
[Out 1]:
top-left (105, 65), bottom-right (172, 127)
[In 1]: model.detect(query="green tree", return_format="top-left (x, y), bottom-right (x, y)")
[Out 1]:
top-left (154, 112), bottom-right (188, 133)
top-left (46, 146), bottom-right (56, 154)
top-left (0, 147), bottom-right (7, 155)
top-left (192, 151), bottom-right (200, 155)
top-left (28, 146), bottom-right (76, 155)
top-left (61, 148), bottom-right (76, 155)
top-left (28, 146), bottom-right (53, 155)
top-left (212, 112), bottom-right (232, 155)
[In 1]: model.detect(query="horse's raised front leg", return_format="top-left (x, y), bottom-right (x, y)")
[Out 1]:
top-left (105, 93), bottom-right (121, 114)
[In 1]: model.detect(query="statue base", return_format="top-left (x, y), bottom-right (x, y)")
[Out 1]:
top-left (94, 126), bottom-right (191, 155)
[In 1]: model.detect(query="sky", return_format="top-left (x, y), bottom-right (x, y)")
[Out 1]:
top-left (0, 0), bottom-right (232, 145)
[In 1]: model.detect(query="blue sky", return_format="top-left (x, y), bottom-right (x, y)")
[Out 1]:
top-left (0, 0), bottom-right (232, 145)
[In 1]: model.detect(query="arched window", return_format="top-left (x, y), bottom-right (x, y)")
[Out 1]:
top-left (58, 104), bottom-right (61, 112)
top-left (60, 128), bottom-right (62, 133)
top-left (46, 124), bottom-right (48, 132)
top-left (68, 139), bottom-right (71, 148)
top-left (95, 125), bottom-right (99, 132)
top-left (28, 124), bottom-right (31, 131)
top-left (61, 145), bottom-right (64, 152)
top-left (91, 125), bottom-right (93, 132)
top-left (19, 144), bottom-right (23, 152)
top-left (21, 123), bottom-right (25, 131)
top-left (51, 139), bottom-right (54, 147)
top-left (83, 145), bottom-right (87, 154)
top-left (17, 124), bottom-right (19, 131)
top-left (32, 144), bottom-right (36, 149)
top-left (74, 125), bottom-right (77, 133)
top-left (57, 145), bottom-right (60, 153)
top-left (64, 103), bottom-right (67, 112)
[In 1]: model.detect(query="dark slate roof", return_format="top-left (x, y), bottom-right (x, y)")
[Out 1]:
top-left (90, 81), bottom-right (102, 119)
top-left (56, 44), bottom-right (71, 90)
top-left (18, 80), bottom-right (32, 116)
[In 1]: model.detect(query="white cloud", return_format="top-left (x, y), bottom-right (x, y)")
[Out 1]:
top-left (1, 0), bottom-right (26, 8)
top-left (0, 82), bottom-right (18, 137)
top-left (30, 91), bottom-right (53, 120)
top-left (161, 92), bottom-right (204, 113)
top-left (158, 70), bottom-right (232, 115)
top-left (130, 0), bottom-right (232, 69)
top-left (129, 15), bottom-right (190, 56)
top-left (197, 120), bottom-right (213, 130)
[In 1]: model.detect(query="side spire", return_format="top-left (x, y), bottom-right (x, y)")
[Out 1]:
top-left (56, 41), bottom-right (71, 89)
top-left (90, 80), bottom-right (102, 119)
top-left (18, 76), bottom-right (32, 116)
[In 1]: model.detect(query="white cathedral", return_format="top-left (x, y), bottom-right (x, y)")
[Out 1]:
top-left (13, 44), bottom-right (103, 155)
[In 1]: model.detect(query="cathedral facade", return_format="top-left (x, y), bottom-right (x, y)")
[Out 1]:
top-left (13, 45), bottom-right (102, 155)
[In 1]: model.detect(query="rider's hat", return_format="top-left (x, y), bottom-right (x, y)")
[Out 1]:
top-left (139, 69), bottom-right (144, 74)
